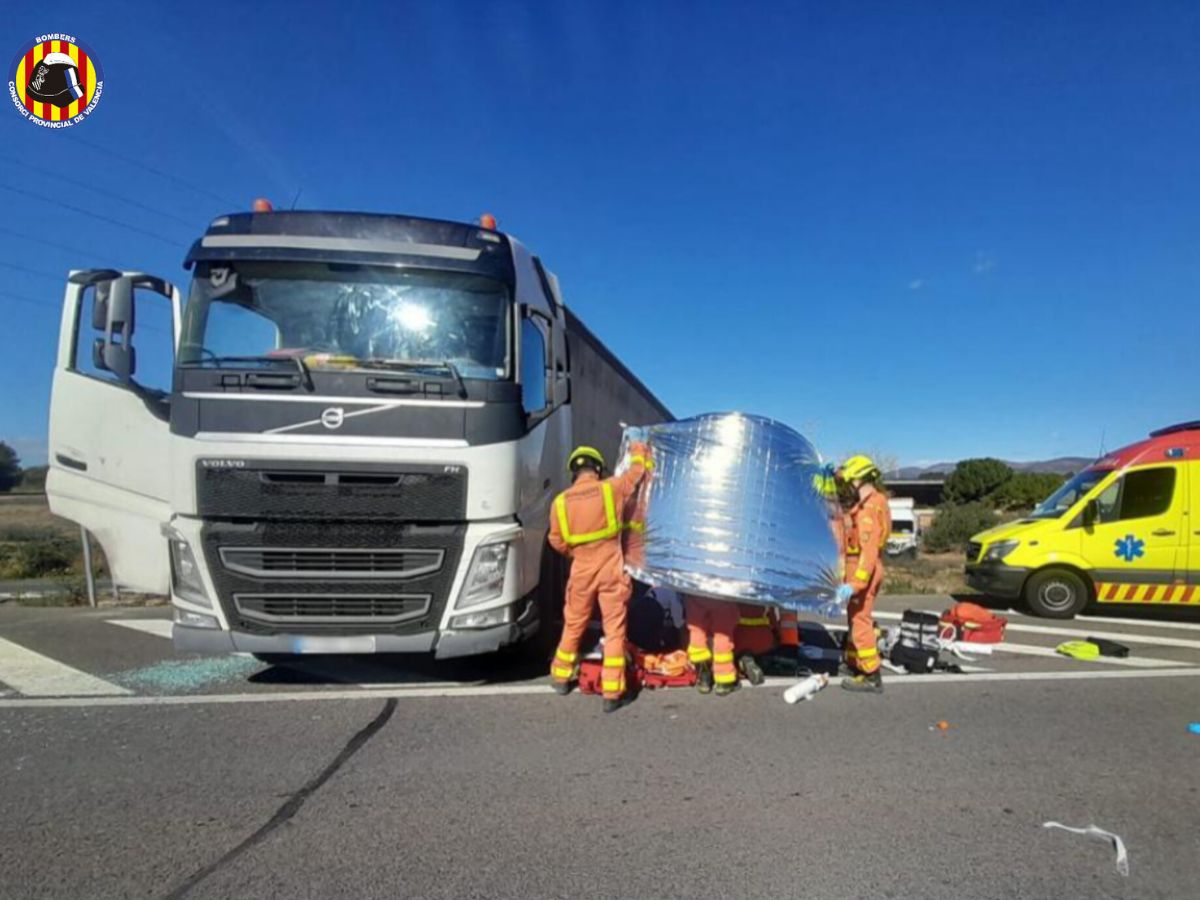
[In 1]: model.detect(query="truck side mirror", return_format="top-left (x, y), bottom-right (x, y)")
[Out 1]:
top-left (93, 276), bottom-right (137, 380)
top-left (1082, 498), bottom-right (1099, 528)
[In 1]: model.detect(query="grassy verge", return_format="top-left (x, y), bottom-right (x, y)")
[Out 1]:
top-left (883, 551), bottom-right (975, 596)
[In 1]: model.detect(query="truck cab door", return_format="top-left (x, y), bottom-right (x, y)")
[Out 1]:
top-left (46, 270), bottom-right (181, 594)
top-left (1080, 465), bottom-right (1183, 594)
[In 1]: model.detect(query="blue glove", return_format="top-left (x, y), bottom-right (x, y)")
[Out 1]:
top-left (836, 583), bottom-right (854, 604)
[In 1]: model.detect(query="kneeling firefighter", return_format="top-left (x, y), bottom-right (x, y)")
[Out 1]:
top-left (835, 455), bottom-right (891, 694)
top-left (548, 443), bottom-right (651, 713)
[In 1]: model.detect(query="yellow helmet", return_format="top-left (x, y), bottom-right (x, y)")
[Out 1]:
top-left (839, 454), bottom-right (881, 483)
top-left (567, 446), bottom-right (605, 473)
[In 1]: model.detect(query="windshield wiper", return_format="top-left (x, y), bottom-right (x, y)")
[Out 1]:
top-left (186, 354), bottom-right (314, 392)
top-left (355, 359), bottom-right (468, 398)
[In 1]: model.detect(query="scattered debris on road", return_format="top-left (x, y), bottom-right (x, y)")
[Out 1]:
top-left (1042, 821), bottom-right (1130, 877)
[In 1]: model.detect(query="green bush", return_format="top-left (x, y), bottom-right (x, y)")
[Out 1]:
top-left (923, 502), bottom-right (998, 553)
top-left (944, 458), bottom-right (1014, 504)
top-left (0, 539), bottom-right (75, 579)
top-left (990, 471), bottom-right (1066, 511)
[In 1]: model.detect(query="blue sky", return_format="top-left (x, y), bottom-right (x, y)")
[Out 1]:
top-left (2, 1), bottom-right (1197, 468)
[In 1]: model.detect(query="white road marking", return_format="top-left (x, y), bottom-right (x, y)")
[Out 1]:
top-left (0, 637), bottom-right (132, 697)
top-left (106, 619), bottom-right (174, 639)
top-left (993, 641), bottom-right (1182, 668)
top-left (872, 610), bottom-right (1200, 651)
top-left (3, 666), bottom-right (1200, 708)
top-left (1078, 613), bottom-right (1200, 632)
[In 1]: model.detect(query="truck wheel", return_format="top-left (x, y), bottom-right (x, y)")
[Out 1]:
top-left (1024, 569), bottom-right (1089, 619)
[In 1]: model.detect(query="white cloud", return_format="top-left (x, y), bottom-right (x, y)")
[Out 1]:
top-left (973, 251), bottom-right (997, 274)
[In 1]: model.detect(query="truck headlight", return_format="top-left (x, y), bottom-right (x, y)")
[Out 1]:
top-left (984, 540), bottom-right (1019, 562)
top-left (456, 539), bottom-right (511, 609)
top-left (163, 526), bottom-right (212, 608)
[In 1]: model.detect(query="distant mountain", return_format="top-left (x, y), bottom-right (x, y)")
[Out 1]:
top-left (891, 457), bottom-right (1092, 479)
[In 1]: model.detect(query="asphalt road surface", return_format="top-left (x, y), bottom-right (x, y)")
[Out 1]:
top-left (2, 594), bottom-right (1199, 899)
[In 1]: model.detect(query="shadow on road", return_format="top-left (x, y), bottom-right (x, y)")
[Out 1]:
top-left (247, 651), bottom-right (548, 687)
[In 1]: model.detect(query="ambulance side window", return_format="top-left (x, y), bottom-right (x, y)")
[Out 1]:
top-left (1097, 468), bottom-right (1176, 523)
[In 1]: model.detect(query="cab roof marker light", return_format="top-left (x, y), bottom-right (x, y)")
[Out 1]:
top-left (479, 212), bottom-right (497, 230)
top-left (209, 216), bottom-right (230, 228)
top-left (253, 197), bottom-right (274, 213)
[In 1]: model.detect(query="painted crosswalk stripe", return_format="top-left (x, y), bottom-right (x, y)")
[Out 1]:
top-left (106, 619), bottom-right (174, 639)
top-left (1078, 613), bottom-right (1200, 632)
top-left (993, 641), bottom-right (1181, 668)
top-left (0, 637), bottom-right (131, 697)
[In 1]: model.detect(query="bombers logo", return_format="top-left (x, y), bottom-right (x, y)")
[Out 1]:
top-left (8, 34), bottom-right (103, 128)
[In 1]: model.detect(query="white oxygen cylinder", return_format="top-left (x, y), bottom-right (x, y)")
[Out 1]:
top-left (783, 673), bottom-right (829, 704)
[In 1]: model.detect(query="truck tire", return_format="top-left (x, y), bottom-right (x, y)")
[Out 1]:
top-left (1024, 568), bottom-right (1089, 619)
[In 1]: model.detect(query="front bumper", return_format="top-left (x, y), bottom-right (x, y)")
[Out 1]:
top-left (965, 561), bottom-right (1029, 599)
top-left (174, 593), bottom-right (541, 659)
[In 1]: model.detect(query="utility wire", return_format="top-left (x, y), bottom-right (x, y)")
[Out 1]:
top-left (0, 152), bottom-right (200, 229)
top-left (0, 183), bottom-right (188, 249)
top-left (70, 134), bottom-right (239, 208)
top-left (0, 260), bottom-right (65, 281)
top-left (0, 224), bottom-right (114, 265)
top-left (0, 288), bottom-right (172, 337)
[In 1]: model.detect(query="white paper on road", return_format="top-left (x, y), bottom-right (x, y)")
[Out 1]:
top-left (1043, 821), bottom-right (1129, 877)
top-left (0, 636), bottom-right (131, 697)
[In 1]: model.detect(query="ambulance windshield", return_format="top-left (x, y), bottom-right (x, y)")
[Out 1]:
top-left (1030, 468), bottom-right (1111, 519)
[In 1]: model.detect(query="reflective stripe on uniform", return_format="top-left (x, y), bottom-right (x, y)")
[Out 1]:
top-left (847, 646), bottom-right (878, 659)
top-left (555, 649), bottom-right (577, 663)
top-left (629, 455), bottom-right (654, 470)
top-left (738, 616), bottom-right (771, 627)
top-left (551, 665), bottom-right (574, 679)
top-left (602, 679), bottom-right (623, 692)
top-left (688, 646), bottom-right (712, 663)
top-left (623, 520), bottom-right (645, 533)
top-left (714, 670), bottom-right (738, 684)
top-left (854, 568), bottom-right (870, 581)
top-left (555, 482), bottom-right (620, 546)
top-left (602, 656), bottom-right (625, 669)
top-left (713, 651), bottom-right (735, 664)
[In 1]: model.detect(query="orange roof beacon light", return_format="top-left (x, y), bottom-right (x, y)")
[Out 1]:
top-left (479, 212), bottom-right (498, 230)
top-left (252, 197), bottom-right (274, 213)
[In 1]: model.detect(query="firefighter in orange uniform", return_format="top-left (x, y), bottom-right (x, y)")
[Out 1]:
top-left (548, 444), bottom-right (651, 713)
top-left (835, 455), bottom-right (891, 693)
top-left (685, 594), bottom-right (741, 696)
top-left (732, 604), bottom-right (773, 684)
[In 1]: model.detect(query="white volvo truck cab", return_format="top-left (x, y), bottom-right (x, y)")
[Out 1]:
top-left (46, 208), bottom-right (668, 659)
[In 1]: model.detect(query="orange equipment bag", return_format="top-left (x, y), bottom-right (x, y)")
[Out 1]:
top-left (940, 601), bottom-right (1006, 643)
top-left (576, 650), bottom-right (695, 694)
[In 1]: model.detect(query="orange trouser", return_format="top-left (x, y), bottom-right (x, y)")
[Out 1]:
top-left (734, 604), bottom-right (777, 656)
top-left (844, 558), bottom-right (883, 674)
top-left (551, 564), bottom-right (631, 700)
top-left (686, 596), bottom-right (739, 686)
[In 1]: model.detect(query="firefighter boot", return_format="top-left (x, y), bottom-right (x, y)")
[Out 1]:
top-left (714, 679), bottom-right (740, 697)
top-left (738, 654), bottom-right (766, 686)
top-left (695, 661), bottom-right (714, 695)
top-left (840, 671), bottom-right (884, 693)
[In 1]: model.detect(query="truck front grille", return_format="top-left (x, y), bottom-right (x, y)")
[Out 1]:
top-left (234, 593), bottom-right (430, 625)
top-left (218, 547), bottom-right (444, 580)
top-left (201, 520), bottom-right (466, 636)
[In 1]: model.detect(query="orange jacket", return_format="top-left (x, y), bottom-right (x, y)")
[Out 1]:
top-left (549, 444), bottom-right (649, 562)
top-left (843, 489), bottom-right (891, 592)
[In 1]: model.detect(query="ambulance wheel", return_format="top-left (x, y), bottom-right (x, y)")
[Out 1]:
top-left (1024, 568), bottom-right (1089, 619)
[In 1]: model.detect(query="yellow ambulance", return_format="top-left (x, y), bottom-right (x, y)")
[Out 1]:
top-left (966, 421), bottom-right (1198, 618)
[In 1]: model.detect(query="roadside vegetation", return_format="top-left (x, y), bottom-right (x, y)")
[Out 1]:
top-left (923, 458), bottom-right (1066, 554)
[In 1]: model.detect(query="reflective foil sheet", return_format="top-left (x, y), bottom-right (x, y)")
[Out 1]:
top-left (621, 413), bottom-right (842, 615)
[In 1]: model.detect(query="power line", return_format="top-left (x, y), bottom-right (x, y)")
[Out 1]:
top-left (0, 152), bottom-right (200, 229)
top-left (0, 289), bottom-right (173, 337)
top-left (0, 260), bottom-right (65, 281)
top-left (0, 182), bottom-right (189, 249)
top-left (0, 224), bottom-right (114, 265)
top-left (69, 134), bottom-right (239, 208)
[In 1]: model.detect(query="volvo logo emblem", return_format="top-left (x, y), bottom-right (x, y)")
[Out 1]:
top-left (320, 407), bottom-right (345, 430)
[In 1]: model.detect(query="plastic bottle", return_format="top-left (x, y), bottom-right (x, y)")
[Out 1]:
top-left (783, 673), bottom-right (829, 704)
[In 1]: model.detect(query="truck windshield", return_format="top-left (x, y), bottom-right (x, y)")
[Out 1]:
top-left (179, 261), bottom-right (511, 380)
top-left (1029, 468), bottom-right (1110, 519)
